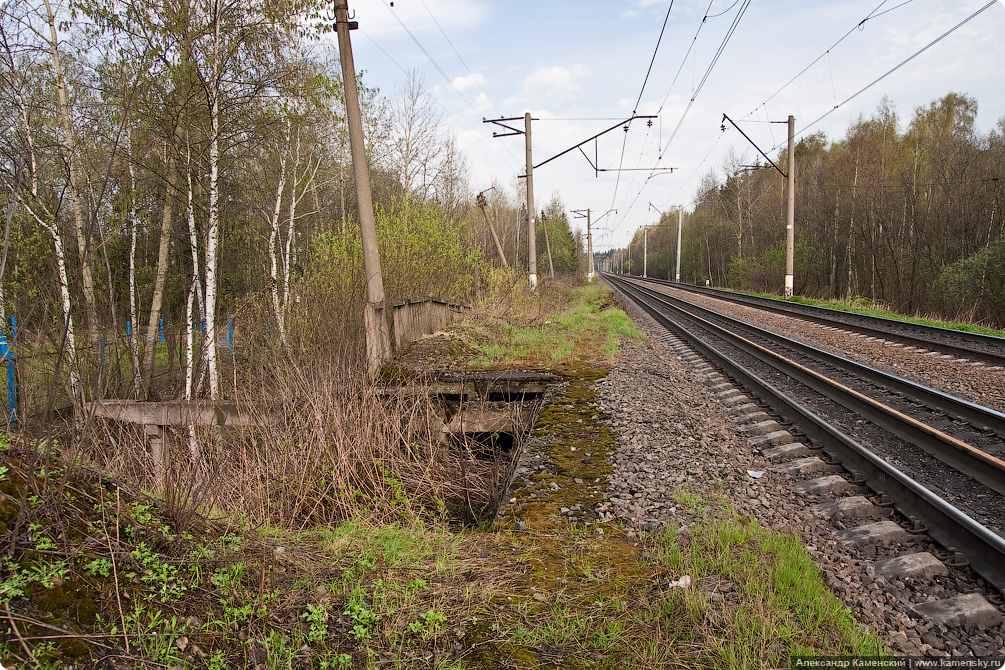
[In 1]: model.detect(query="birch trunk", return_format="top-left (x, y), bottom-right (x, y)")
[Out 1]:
top-left (185, 138), bottom-right (204, 334)
top-left (126, 130), bottom-right (142, 398)
top-left (203, 0), bottom-right (221, 399)
top-left (34, 214), bottom-right (82, 409)
top-left (268, 133), bottom-right (289, 346)
top-left (42, 0), bottom-right (98, 346)
top-left (184, 145), bottom-right (205, 399)
top-left (282, 129), bottom-right (300, 316)
top-left (140, 151), bottom-right (177, 398)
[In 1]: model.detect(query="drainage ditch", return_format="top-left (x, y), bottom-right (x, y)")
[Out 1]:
top-left (398, 370), bottom-right (561, 523)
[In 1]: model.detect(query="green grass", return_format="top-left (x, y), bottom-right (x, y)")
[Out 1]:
top-left (654, 511), bottom-right (884, 666)
top-left (466, 283), bottom-right (644, 368)
top-left (748, 291), bottom-right (1005, 338)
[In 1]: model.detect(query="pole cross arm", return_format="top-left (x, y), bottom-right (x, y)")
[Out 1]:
top-left (721, 113), bottom-right (787, 179)
top-left (484, 116), bottom-right (533, 137)
top-left (533, 115), bottom-right (658, 171)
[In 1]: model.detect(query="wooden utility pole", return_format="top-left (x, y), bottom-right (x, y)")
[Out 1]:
top-left (785, 115), bottom-right (796, 298)
top-left (541, 210), bottom-right (555, 279)
top-left (572, 209), bottom-right (594, 281)
top-left (335, 2), bottom-right (389, 372)
top-left (476, 190), bottom-right (508, 267)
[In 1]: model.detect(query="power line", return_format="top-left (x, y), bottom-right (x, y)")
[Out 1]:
top-left (661, 133), bottom-right (725, 209)
top-left (660, 0), bottom-right (750, 157)
top-left (379, 0), bottom-right (481, 118)
top-left (742, 0), bottom-right (913, 121)
top-left (357, 27), bottom-right (539, 195)
top-left (607, 2), bottom-right (677, 224)
top-left (784, 0), bottom-right (997, 147)
top-left (417, 0), bottom-right (503, 118)
top-left (655, 0), bottom-right (715, 117)
top-left (605, 0), bottom-right (749, 241)
top-left (632, 2), bottom-right (674, 115)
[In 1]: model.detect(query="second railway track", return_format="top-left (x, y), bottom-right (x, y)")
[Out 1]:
top-left (639, 277), bottom-right (1005, 369)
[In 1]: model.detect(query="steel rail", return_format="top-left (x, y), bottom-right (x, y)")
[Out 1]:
top-left (606, 274), bottom-right (1005, 591)
top-left (615, 276), bottom-right (1005, 495)
top-left (625, 278), bottom-right (1005, 441)
top-left (635, 277), bottom-right (1005, 367)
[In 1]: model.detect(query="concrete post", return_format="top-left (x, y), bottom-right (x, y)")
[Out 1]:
top-left (146, 423), bottom-right (166, 490)
top-left (643, 227), bottom-right (648, 278)
top-left (675, 205), bottom-right (683, 282)
top-left (525, 113), bottom-right (537, 290)
top-left (587, 209), bottom-right (594, 282)
top-left (335, 2), bottom-right (390, 371)
top-left (785, 114), bottom-right (796, 298)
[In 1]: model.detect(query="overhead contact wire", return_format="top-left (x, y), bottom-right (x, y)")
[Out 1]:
top-left (785, 0), bottom-right (997, 146)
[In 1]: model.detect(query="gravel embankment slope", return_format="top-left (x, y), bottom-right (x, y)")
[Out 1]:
top-left (596, 288), bottom-right (1005, 657)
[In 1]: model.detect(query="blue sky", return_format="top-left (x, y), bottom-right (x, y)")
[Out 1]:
top-left (339, 0), bottom-right (1005, 252)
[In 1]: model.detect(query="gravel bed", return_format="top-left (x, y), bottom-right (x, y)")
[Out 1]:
top-left (595, 285), bottom-right (1005, 657)
top-left (640, 282), bottom-right (1005, 415)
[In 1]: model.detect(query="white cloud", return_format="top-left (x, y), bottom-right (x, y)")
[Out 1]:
top-left (351, 0), bottom-right (490, 40)
top-left (452, 72), bottom-right (486, 92)
top-left (520, 65), bottom-right (587, 99)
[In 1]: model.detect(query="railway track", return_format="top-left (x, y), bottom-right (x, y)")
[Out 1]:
top-left (634, 276), bottom-right (1005, 369)
top-left (604, 272), bottom-right (1005, 630)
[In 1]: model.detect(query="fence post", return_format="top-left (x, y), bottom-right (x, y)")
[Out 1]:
top-left (2, 314), bottom-right (16, 427)
top-left (225, 315), bottom-right (233, 356)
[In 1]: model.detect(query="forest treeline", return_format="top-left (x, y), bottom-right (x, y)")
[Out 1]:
top-left (0, 0), bottom-right (579, 411)
top-left (622, 93), bottom-right (1005, 327)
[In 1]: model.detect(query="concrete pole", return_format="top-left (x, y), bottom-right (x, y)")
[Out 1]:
top-left (335, 2), bottom-right (389, 371)
top-left (675, 205), bottom-right (683, 282)
top-left (524, 113), bottom-right (537, 290)
top-left (785, 114), bottom-right (796, 298)
top-left (643, 227), bottom-right (648, 278)
top-left (587, 209), bottom-right (594, 282)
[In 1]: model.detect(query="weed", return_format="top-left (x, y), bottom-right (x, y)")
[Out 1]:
top-left (344, 595), bottom-right (379, 641)
top-left (302, 603), bottom-right (329, 643)
top-left (29, 522), bottom-right (58, 551)
top-left (211, 561), bottom-right (246, 591)
top-left (207, 650), bottom-right (228, 670)
top-left (407, 608), bottom-right (446, 639)
top-left (123, 606), bottom-right (184, 663)
top-left (130, 541), bottom-right (186, 599)
top-left (83, 557), bottom-right (113, 578)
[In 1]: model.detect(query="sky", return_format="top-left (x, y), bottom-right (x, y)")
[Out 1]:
top-left (336, 0), bottom-right (1005, 252)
